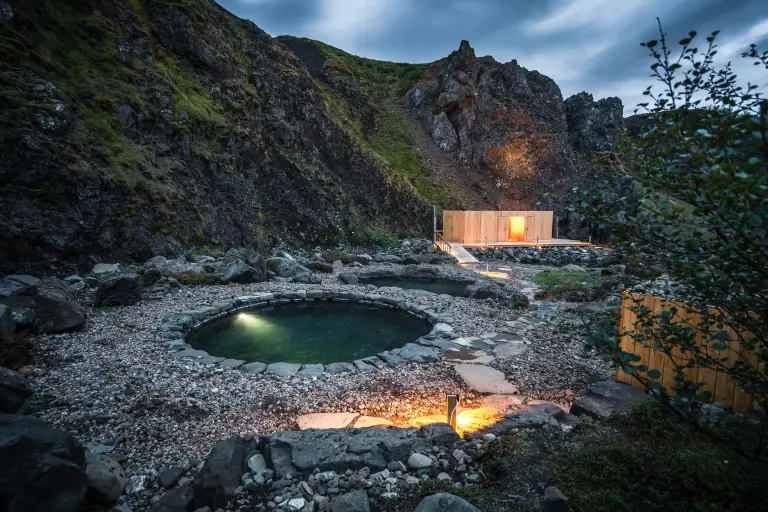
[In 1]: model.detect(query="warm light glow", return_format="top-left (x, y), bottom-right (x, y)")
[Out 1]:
top-left (473, 270), bottom-right (511, 280)
top-left (509, 216), bottom-right (525, 242)
top-left (236, 312), bottom-right (266, 326)
top-left (455, 407), bottom-right (502, 436)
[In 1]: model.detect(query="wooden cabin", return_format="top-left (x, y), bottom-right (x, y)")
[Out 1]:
top-left (442, 210), bottom-right (554, 245)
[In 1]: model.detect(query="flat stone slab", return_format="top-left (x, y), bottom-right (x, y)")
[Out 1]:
top-left (570, 381), bottom-right (649, 420)
top-left (454, 364), bottom-right (518, 395)
top-left (241, 362), bottom-right (266, 374)
top-left (452, 337), bottom-right (495, 350)
top-left (418, 336), bottom-right (462, 350)
top-left (325, 362), bottom-right (356, 375)
top-left (442, 348), bottom-right (496, 364)
top-left (378, 351), bottom-right (407, 366)
top-left (297, 413), bottom-right (360, 431)
top-left (220, 359), bottom-right (246, 369)
top-left (493, 341), bottom-right (528, 358)
top-left (479, 394), bottom-right (525, 415)
top-left (174, 349), bottom-right (211, 359)
top-left (297, 364), bottom-right (325, 378)
top-left (353, 416), bottom-right (394, 428)
top-left (266, 362), bottom-right (301, 377)
top-left (482, 332), bottom-right (525, 342)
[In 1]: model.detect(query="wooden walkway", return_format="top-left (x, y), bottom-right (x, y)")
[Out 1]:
top-left (461, 239), bottom-right (590, 248)
top-left (447, 241), bottom-right (480, 265)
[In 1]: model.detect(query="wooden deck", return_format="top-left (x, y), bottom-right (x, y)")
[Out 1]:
top-left (461, 239), bottom-right (591, 248)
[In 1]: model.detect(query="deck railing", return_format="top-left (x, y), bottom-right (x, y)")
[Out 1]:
top-left (434, 231), bottom-right (451, 253)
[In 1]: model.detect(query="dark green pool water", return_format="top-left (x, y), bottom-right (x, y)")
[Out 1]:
top-left (360, 276), bottom-right (470, 296)
top-left (187, 302), bottom-right (431, 364)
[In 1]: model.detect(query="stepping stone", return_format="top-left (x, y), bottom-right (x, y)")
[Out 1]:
top-left (297, 364), bottom-right (325, 378)
top-left (452, 337), bottom-right (495, 351)
top-left (297, 412), bottom-right (359, 430)
top-left (418, 336), bottom-right (462, 350)
top-left (353, 416), bottom-right (393, 428)
top-left (361, 356), bottom-right (387, 369)
top-left (493, 341), bottom-right (528, 358)
top-left (220, 359), bottom-right (246, 369)
top-left (174, 349), bottom-right (211, 359)
top-left (241, 362), bottom-right (266, 374)
top-left (325, 362), bottom-right (356, 374)
top-left (353, 359), bottom-right (376, 372)
top-left (266, 362), bottom-right (302, 377)
top-left (443, 348), bottom-right (496, 364)
top-left (483, 332), bottom-right (525, 342)
top-left (454, 364), bottom-right (518, 395)
top-left (197, 355), bottom-right (225, 365)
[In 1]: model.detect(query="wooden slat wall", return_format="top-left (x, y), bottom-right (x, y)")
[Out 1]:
top-left (616, 292), bottom-right (759, 414)
top-left (443, 210), bottom-right (554, 243)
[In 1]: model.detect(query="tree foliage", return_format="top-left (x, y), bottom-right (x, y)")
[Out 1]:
top-left (574, 20), bottom-right (767, 444)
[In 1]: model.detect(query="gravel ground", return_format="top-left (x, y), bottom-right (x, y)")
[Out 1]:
top-left (24, 261), bottom-right (613, 486)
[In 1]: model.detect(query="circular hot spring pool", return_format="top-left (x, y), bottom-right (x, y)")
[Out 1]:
top-left (186, 301), bottom-right (433, 364)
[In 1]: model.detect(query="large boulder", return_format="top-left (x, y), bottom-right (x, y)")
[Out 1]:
top-left (414, 493), bottom-right (480, 512)
top-left (0, 414), bottom-right (88, 512)
top-left (0, 276), bottom-right (40, 298)
top-left (93, 273), bottom-right (143, 307)
top-left (219, 259), bottom-right (265, 284)
top-left (463, 281), bottom-right (503, 299)
top-left (151, 486), bottom-right (194, 512)
top-left (569, 380), bottom-right (648, 420)
top-left (85, 451), bottom-right (125, 503)
top-left (330, 489), bottom-right (370, 512)
top-left (1, 277), bottom-right (85, 333)
top-left (192, 435), bottom-right (256, 507)
top-left (0, 366), bottom-right (33, 413)
top-left (265, 257), bottom-right (312, 279)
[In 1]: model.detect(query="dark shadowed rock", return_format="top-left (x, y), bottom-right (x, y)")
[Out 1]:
top-left (1, 277), bottom-right (85, 333)
top-left (421, 422), bottom-right (460, 445)
top-left (262, 426), bottom-right (423, 477)
top-left (158, 467), bottom-right (185, 489)
top-left (94, 273), bottom-right (143, 307)
top-left (266, 258), bottom-right (312, 279)
top-left (565, 92), bottom-right (624, 154)
top-left (219, 259), bottom-right (265, 284)
top-left (0, 304), bottom-right (12, 334)
top-left (338, 273), bottom-right (358, 285)
top-left (192, 435), bottom-right (255, 507)
top-left (542, 486), bottom-right (571, 512)
top-left (0, 414), bottom-right (88, 512)
top-left (0, 366), bottom-right (33, 413)
top-left (464, 281), bottom-right (503, 299)
top-left (569, 380), bottom-right (648, 420)
top-left (85, 451), bottom-right (126, 503)
top-left (150, 486), bottom-right (194, 512)
top-left (329, 489), bottom-right (370, 512)
top-left (414, 493), bottom-right (479, 512)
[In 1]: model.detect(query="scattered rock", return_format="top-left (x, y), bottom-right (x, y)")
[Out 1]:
top-left (329, 489), bottom-right (369, 512)
top-left (85, 451), bottom-right (126, 503)
top-left (407, 453), bottom-right (432, 469)
top-left (2, 277), bottom-right (85, 333)
top-left (414, 493), bottom-right (479, 512)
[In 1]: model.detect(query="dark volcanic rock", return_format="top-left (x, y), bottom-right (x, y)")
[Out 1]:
top-left (219, 259), bottom-right (265, 284)
top-left (192, 435), bottom-right (255, 507)
top-left (414, 493), bottom-right (480, 512)
top-left (265, 257), bottom-right (312, 279)
top-left (94, 273), bottom-right (143, 307)
top-left (0, 414), bottom-right (88, 512)
top-left (329, 489), bottom-right (370, 512)
top-left (407, 40), bottom-right (622, 210)
top-left (151, 486), bottom-right (194, 512)
top-left (569, 380), bottom-right (648, 420)
top-left (1, 277), bottom-right (85, 333)
top-left (0, 366), bottom-right (33, 413)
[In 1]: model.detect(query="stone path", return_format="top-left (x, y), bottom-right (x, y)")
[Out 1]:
top-left (453, 364), bottom-right (519, 394)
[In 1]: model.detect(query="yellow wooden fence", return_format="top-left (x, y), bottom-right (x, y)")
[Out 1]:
top-left (616, 292), bottom-right (762, 414)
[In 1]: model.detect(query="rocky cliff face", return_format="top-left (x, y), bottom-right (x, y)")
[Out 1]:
top-left (0, 0), bottom-right (431, 273)
top-left (405, 41), bottom-right (624, 210)
top-left (0, 2), bottom-right (623, 273)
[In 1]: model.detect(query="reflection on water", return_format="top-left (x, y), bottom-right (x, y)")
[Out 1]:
top-left (360, 277), bottom-right (470, 296)
top-left (188, 301), bottom-right (431, 364)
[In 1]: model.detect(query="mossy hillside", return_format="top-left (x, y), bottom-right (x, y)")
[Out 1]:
top-left (305, 39), bottom-right (457, 209)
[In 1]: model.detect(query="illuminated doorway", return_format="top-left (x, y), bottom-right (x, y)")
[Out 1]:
top-left (508, 216), bottom-right (525, 242)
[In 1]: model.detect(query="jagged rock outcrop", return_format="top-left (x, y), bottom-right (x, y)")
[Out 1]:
top-left (0, 0), bottom-right (429, 274)
top-left (565, 92), bottom-right (624, 154)
top-left (407, 40), bottom-right (623, 210)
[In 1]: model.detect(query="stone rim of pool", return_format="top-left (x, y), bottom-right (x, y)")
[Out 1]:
top-left (158, 290), bottom-right (460, 378)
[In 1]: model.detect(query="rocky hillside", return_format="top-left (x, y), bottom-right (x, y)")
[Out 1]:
top-left (0, 0), bottom-right (623, 273)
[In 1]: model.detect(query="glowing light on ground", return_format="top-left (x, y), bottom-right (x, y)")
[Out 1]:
top-left (403, 407), bottom-right (502, 437)
top-left (473, 270), bottom-right (511, 280)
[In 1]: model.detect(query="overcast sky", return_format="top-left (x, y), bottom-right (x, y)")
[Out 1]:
top-left (216, 0), bottom-right (768, 116)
